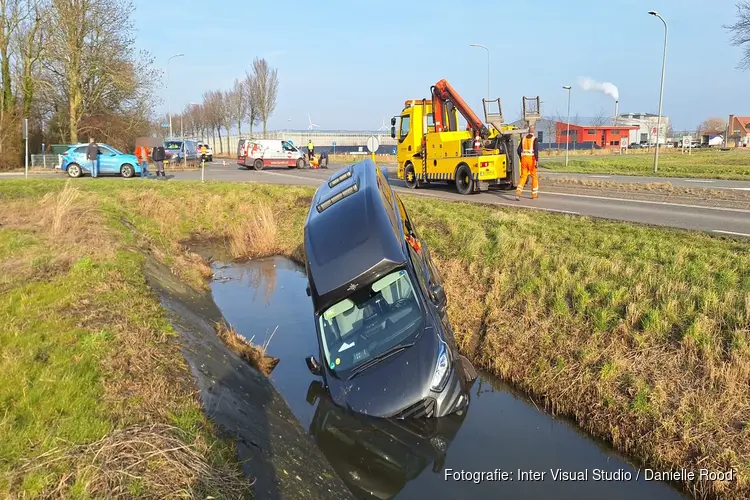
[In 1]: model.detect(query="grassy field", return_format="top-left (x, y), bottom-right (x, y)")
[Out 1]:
top-left (543, 149), bottom-right (750, 179)
top-left (1, 178), bottom-right (749, 498)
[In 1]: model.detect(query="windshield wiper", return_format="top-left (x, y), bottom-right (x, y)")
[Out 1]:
top-left (347, 342), bottom-right (414, 380)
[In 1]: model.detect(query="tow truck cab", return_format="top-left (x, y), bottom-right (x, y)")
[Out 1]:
top-left (303, 158), bottom-right (477, 419)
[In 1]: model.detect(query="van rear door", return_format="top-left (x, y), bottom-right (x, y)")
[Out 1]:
top-left (237, 140), bottom-right (247, 165)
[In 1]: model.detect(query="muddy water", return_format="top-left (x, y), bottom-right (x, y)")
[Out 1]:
top-left (209, 256), bottom-right (685, 500)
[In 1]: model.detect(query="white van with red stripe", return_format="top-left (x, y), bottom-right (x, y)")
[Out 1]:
top-left (237, 139), bottom-right (305, 170)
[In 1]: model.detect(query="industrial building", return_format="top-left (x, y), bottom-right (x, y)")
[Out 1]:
top-left (614, 113), bottom-right (671, 145)
top-left (555, 123), bottom-right (638, 149)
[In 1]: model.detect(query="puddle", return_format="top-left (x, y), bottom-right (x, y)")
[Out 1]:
top-left (210, 256), bottom-right (686, 500)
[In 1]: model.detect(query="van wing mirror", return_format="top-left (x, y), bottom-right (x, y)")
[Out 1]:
top-left (430, 283), bottom-right (446, 304)
top-left (305, 355), bottom-right (323, 376)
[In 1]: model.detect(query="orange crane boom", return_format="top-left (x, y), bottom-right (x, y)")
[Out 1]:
top-left (431, 79), bottom-right (490, 139)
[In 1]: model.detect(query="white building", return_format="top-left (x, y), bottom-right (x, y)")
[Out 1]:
top-left (615, 113), bottom-right (670, 145)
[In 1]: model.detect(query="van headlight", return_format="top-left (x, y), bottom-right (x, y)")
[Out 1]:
top-left (430, 343), bottom-right (451, 392)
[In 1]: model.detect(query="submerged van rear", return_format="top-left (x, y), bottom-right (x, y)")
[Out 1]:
top-left (302, 158), bottom-right (477, 419)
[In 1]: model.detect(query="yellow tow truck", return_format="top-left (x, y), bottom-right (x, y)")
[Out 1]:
top-left (390, 79), bottom-right (540, 195)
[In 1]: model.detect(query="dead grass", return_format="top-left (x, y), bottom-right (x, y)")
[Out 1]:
top-left (14, 424), bottom-right (254, 499)
top-left (228, 201), bottom-right (279, 259)
top-left (215, 322), bottom-right (279, 376)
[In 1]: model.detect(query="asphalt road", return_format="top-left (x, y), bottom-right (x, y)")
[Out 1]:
top-left (4, 163), bottom-right (750, 237)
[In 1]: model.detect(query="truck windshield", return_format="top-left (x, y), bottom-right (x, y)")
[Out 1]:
top-left (318, 269), bottom-right (423, 376)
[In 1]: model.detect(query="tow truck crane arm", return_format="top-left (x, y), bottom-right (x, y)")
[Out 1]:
top-left (431, 79), bottom-right (490, 139)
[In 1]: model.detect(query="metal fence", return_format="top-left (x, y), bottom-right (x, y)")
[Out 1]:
top-left (30, 154), bottom-right (62, 169)
top-left (204, 131), bottom-right (398, 156)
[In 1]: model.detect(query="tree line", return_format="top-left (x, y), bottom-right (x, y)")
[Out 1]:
top-left (168, 57), bottom-right (279, 155)
top-left (0, 0), bottom-right (160, 168)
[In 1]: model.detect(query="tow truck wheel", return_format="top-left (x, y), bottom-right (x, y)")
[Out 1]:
top-left (404, 163), bottom-right (419, 189)
top-left (253, 159), bottom-right (264, 171)
top-left (455, 164), bottom-right (474, 195)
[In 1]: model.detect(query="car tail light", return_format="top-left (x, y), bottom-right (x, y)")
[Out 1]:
top-left (480, 161), bottom-right (489, 168)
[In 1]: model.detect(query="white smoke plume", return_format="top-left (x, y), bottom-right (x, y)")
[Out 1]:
top-left (578, 77), bottom-right (619, 101)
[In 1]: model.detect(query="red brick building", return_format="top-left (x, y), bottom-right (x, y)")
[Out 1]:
top-left (555, 122), bottom-right (639, 148)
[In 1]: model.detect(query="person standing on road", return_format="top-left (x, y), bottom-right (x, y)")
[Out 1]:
top-left (515, 124), bottom-right (539, 200)
top-left (151, 143), bottom-right (166, 179)
top-left (86, 138), bottom-right (99, 178)
top-left (307, 139), bottom-right (314, 161)
top-left (136, 145), bottom-right (150, 179)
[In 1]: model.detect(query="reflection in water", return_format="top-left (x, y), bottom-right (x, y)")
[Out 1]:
top-left (210, 257), bottom-right (686, 500)
top-left (243, 258), bottom-right (278, 306)
top-left (306, 380), bottom-right (468, 500)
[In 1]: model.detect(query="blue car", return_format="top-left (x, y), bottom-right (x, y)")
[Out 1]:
top-left (60, 143), bottom-right (142, 178)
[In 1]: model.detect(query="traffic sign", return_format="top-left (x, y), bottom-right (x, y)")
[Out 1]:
top-left (332, 141), bottom-right (336, 146)
top-left (161, 123), bottom-right (169, 128)
top-left (366, 135), bottom-right (379, 153)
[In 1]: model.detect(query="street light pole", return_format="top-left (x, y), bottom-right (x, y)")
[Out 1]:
top-left (563, 85), bottom-right (571, 168)
top-left (649, 11), bottom-right (667, 174)
top-left (469, 44), bottom-right (490, 100)
top-left (167, 53), bottom-right (184, 138)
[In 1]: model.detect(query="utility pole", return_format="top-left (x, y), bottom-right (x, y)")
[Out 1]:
top-left (649, 11), bottom-right (668, 173)
top-left (167, 53), bottom-right (184, 138)
top-left (563, 86), bottom-right (572, 168)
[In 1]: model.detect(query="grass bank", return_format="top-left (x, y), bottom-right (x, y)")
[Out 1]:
top-left (543, 150), bottom-right (750, 180)
top-left (0, 183), bottom-right (255, 497)
top-left (1, 179), bottom-right (749, 499)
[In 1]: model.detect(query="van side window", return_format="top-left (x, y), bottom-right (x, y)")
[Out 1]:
top-left (399, 116), bottom-right (410, 142)
top-left (282, 141), bottom-right (296, 152)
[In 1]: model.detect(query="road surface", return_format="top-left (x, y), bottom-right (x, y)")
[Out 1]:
top-left (539, 170), bottom-right (750, 190)
top-left (3, 164), bottom-right (749, 237)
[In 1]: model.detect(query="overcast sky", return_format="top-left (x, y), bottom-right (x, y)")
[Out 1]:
top-left (134, 0), bottom-right (748, 131)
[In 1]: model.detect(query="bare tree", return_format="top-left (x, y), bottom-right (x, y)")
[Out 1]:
top-left (249, 57), bottom-right (278, 137)
top-left (227, 78), bottom-right (247, 136)
top-left (15, 0), bottom-right (46, 118)
top-left (725, 1), bottom-right (750, 69)
top-left (44, 0), bottom-right (155, 144)
top-left (590, 107), bottom-right (609, 127)
top-left (244, 72), bottom-right (259, 137)
top-left (699, 117), bottom-right (728, 134)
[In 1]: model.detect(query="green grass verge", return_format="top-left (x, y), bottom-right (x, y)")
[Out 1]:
top-left (543, 150), bottom-right (750, 179)
top-left (1, 178), bottom-right (749, 498)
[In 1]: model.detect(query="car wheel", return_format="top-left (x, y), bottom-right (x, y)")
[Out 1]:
top-left (404, 163), bottom-right (419, 189)
top-left (208, 156), bottom-right (212, 162)
top-left (253, 159), bottom-right (264, 171)
top-left (67, 163), bottom-right (82, 178)
top-left (121, 164), bottom-right (135, 178)
top-left (295, 158), bottom-right (305, 169)
top-left (455, 164), bottom-right (474, 195)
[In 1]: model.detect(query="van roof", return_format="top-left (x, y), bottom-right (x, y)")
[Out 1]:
top-left (303, 159), bottom-right (407, 312)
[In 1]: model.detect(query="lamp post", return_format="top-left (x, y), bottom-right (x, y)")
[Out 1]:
top-left (563, 85), bottom-right (571, 168)
top-left (649, 11), bottom-right (667, 173)
top-left (469, 44), bottom-right (490, 100)
top-left (167, 53), bottom-right (184, 138)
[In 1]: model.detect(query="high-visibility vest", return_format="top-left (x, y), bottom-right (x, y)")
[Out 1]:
top-left (521, 135), bottom-right (536, 157)
top-left (308, 142), bottom-right (313, 151)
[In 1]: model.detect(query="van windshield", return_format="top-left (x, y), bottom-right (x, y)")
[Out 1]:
top-left (318, 269), bottom-right (424, 376)
top-left (165, 141), bottom-right (183, 150)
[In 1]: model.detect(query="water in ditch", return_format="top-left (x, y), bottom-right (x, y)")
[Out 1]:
top-left (209, 256), bottom-right (685, 500)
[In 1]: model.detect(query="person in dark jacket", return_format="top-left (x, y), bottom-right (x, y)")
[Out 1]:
top-left (318, 151), bottom-right (329, 169)
top-left (151, 144), bottom-right (166, 178)
top-left (86, 138), bottom-right (99, 178)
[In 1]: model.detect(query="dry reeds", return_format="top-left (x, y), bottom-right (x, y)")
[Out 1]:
top-left (215, 322), bottom-right (279, 376)
top-left (228, 201), bottom-right (279, 259)
top-left (39, 181), bottom-right (81, 237)
top-left (16, 424), bottom-right (254, 499)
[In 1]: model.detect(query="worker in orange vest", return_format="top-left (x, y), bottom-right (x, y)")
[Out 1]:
top-left (515, 124), bottom-right (539, 200)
